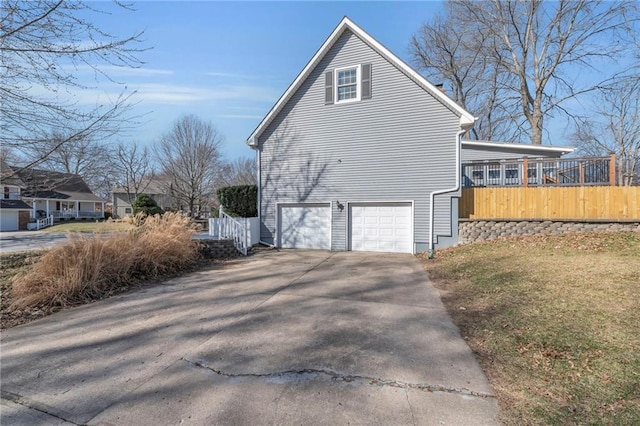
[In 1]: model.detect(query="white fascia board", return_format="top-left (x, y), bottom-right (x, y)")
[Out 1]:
top-left (345, 18), bottom-right (476, 129)
top-left (246, 17), bottom-right (476, 147)
top-left (247, 17), bottom-right (350, 148)
top-left (462, 140), bottom-right (576, 154)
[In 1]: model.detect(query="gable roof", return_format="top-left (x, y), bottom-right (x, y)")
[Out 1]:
top-left (247, 16), bottom-right (476, 147)
top-left (13, 167), bottom-right (103, 202)
top-left (111, 176), bottom-right (171, 195)
top-left (0, 199), bottom-right (32, 210)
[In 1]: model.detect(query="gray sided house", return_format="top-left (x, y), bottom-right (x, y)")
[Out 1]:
top-left (248, 17), bottom-right (476, 254)
top-left (111, 178), bottom-right (173, 218)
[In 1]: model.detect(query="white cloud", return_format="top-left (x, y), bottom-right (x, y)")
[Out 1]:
top-left (134, 83), bottom-right (279, 105)
top-left (218, 114), bottom-right (265, 120)
top-left (204, 72), bottom-right (259, 79)
top-left (61, 64), bottom-right (175, 77)
top-left (24, 80), bottom-right (279, 107)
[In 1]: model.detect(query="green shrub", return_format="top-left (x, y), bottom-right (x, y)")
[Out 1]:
top-left (217, 185), bottom-right (257, 217)
top-left (132, 194), bottom-right (164, 216)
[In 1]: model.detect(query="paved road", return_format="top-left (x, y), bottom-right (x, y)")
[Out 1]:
top-left (0, 231), bottom-right (212, 253)
top-left (0, 231), bottom-right (70, 253)
top-left (0, 250), bottom-right (499, 425)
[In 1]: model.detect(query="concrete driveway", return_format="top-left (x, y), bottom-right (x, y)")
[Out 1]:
top-left (0, 250), bottom-right (499, 425)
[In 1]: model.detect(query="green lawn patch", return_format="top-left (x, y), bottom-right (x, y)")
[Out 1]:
top-left (42, 220), bottom-right (133, 233)
top-left (422, 232), bottom-right (640, 425)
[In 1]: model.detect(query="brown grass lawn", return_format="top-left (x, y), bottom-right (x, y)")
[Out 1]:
top-left (0, 252), bottom-right (46, 329)
top-left (422, 232), bottom-right (640, 425)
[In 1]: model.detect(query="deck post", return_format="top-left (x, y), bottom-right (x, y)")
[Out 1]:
top-left (579, 162), bottom-right (585, 185)
top-left (522, 158), bottom-right (528, 187)
top-left (609, 153), bottom-right (616, 186)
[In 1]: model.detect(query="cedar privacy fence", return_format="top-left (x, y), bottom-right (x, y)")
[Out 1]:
top-left (460, 154), bottom-right (640, 221)
top-left (459, 186), bottom-right (640, 220)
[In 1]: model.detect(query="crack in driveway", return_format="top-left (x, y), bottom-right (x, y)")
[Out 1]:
top-left (182, 358), bottom-right (495, 399)
top-left (1, 391), bottom-right (79, 425)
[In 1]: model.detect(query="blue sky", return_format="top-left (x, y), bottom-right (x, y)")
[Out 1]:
top-left (76, 1), bottom-right (445, 161)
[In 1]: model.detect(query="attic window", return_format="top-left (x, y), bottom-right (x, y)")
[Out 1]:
top-left (325, 64), bottom-right (372, 104)
top-left (336, 66), bottom-right (359, 102)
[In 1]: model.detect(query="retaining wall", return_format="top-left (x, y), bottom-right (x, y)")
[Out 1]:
top-left (459, 219), bottom-right (640, 244)
top-left (198, 239), bottom-right (241, 259)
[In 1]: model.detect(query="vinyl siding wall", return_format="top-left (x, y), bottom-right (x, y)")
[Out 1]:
top-left (258, 30), bottom-right (461, 251)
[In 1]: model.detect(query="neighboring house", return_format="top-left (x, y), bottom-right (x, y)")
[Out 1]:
top-left (12, 166), bottom-right (105, 221)
top-left (111, 178), bottom-right (173, 218)
top-left (0, 161), bottom-right (32, 231)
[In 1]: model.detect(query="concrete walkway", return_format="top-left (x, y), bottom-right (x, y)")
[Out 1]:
top-left (0, 250), bottom-right (499, 425)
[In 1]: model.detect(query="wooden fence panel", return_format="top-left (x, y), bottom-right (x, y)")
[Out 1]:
top-left (459, 186), bottom-right (640, 220)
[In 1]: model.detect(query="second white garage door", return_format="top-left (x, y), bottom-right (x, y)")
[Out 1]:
top-left (279, 203), bottom-right (331, 249)
top-left (349, 203), bottom-right (412, 253)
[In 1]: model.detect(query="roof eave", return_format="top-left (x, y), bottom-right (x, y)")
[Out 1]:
top-left (462, 140), bottom-right (576, 154)
top-left (247, 17), bottom-right (351, 147)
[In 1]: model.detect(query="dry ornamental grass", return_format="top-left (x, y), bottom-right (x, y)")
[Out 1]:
top-left (10, 212), bottom-right (201, 311)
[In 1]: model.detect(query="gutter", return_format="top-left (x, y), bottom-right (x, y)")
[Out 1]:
top-left (427, 127), bottom-right (470, 258)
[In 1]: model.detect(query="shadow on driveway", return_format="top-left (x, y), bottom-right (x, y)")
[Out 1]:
top-left (1, 250), bottom-right (499, 425)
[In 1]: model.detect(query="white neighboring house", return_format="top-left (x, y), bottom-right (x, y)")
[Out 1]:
top-left (0, 161), bottom-right (32, 232)
top-left (9, 165), bottom-right (104, 224)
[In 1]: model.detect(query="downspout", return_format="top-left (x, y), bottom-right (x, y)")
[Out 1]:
top-left (427, 127), bottom-right (468, 258)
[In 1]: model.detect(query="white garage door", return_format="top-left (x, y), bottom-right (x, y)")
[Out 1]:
top-left (0, 211), bottom-right (19, 232)
top-left (279, 204), bottom-right (331, 249)
top-left (350, 203), bottom-right (412, 253)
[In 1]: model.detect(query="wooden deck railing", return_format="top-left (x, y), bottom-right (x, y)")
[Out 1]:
top-left (459, 186), bottom-right (640, 220)
top-left (462, 154), bottom-right (615, 187)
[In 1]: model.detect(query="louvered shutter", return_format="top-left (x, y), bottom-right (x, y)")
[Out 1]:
top-left (361, 64), bottom-right (372, 100)
top-left (325, 71), bottom-right (334, 104)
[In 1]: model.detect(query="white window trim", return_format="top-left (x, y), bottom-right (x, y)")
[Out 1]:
top-left (334, 64), bottom-right (361, 104)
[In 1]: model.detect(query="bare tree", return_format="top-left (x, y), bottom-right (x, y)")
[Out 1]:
top-left (25, 131), bottom-right (112, 196)
top-left (573, 78), bottom-right (640, 185)
top-left (111, 141), bottom-right (153, 203)
top-left (412, 0), bottom-right (638, 145)
top-left (0, 0), bottom-right (146, 166)
top-left (156, 115), bottom-right (224, 216)
top-left (410, 3), bottom-right (520, 141)
top-left (219, 157), bottom-right (257, 187)
top-left (0, 146), bottom-right (20, 165)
